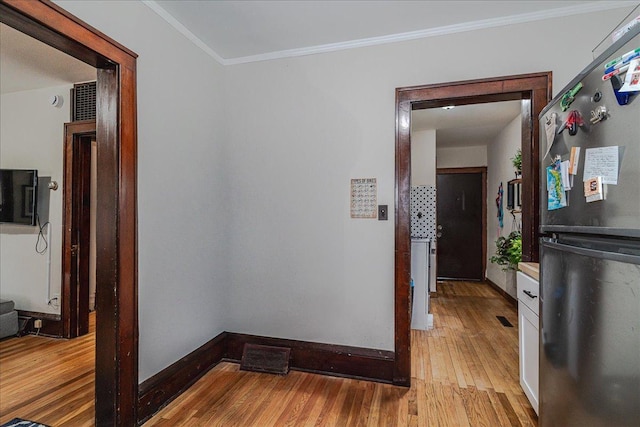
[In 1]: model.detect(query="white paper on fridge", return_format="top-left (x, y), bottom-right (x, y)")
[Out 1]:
top-left (583, 146), bottom-right (619, 185)
top-left (569, 146), bottom-right (581, 175)
top-left (619, 58), bottom-right (640, 92)
top-left (584, 176), bottom-right (604, 202)
top-left (543, 113), bottom-right (558, 160)
top-left (561, 160), bottom-right (572, 190)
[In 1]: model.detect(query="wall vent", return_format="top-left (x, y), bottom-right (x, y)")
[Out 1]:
top-left (72, 81), bottom-right (96, 121)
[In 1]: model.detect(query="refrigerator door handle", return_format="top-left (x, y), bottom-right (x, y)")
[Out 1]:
top-left (541, 237), bottom-right (640, 265)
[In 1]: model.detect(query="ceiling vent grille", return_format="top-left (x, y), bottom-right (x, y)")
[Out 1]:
top-left (72, 81), bottom-right (96, 121)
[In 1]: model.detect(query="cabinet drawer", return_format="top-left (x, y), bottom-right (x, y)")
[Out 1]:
top-left (517, 271), bottom-right (539, 316)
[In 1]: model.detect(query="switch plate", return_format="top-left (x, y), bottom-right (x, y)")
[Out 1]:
top-left (378, 205), bottom-right (388, 220)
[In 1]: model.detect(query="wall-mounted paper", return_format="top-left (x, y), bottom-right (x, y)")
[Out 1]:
top-left (583, 146), bottom-right (619, 185)
top-left (350, 178), bottom-right (377, 218)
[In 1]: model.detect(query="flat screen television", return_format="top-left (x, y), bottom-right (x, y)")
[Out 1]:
top-left (0, 169), bottom-right (38, 226)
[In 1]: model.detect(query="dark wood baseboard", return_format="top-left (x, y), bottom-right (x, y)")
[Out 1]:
top-left (137, 331), bottom-right (228, 424)
top-left (16, 310), bottom-right (63, 337)
top-left (225, 333), bottom-right (395, 384)
top-left (137, 331), bottom-right (395, 424)
top-left (485, 278), bottom-right (518, 307)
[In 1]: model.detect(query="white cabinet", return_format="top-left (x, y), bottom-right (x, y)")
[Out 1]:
top-left (517, 271), bottom-right (539, 414)
top-left (411, 239), bottom-right (432, 330)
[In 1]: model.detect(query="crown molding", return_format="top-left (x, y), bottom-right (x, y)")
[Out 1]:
top-left (141, 0), bottom-right (226, 64)
top-left (143, 1), bottom-right (637, 66)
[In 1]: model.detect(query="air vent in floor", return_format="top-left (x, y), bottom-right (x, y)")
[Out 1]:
top-left (496, 315), bottom-right (514, 327)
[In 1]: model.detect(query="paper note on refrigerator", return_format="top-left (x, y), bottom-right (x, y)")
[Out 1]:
top-left (619, 58), bottom-right (640, 92)
top-left (583, 146), bottom-right (619, 185)
top-left (569, 147), bottom-right (581, 175)
top-left (561, 160), bottom-right (572, 190)
top-left (543, 113), bottom-right (558, 160)
top-left (547, 163), bottom-right (567, 210)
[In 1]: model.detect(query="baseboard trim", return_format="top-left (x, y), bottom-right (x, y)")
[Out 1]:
top-left (137, 331), bottom-right (395, 423)
top-left (137, 331), bottom-right (228, 424)
top-left (485, 278), bottom-right (517, 307)
top-left (16, 310), bottom-right (63, 337)
top-left (225, 332), bottom-right (395, 384)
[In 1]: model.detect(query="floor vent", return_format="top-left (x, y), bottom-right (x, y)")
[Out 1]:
top-left (240, 344), bottom-right (291, 375)
top-left (496, 316), bottom-right (514, 327)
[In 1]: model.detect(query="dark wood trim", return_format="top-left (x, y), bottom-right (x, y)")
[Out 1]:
top-left (485, 278), bottom-right (518, 307)
top-left (137, 331), bottom-right (394, 423)
top-left (138, 332), bottom-right (229, 424)
top-left (16, 310), bottom-right (63, 337)
top-left (395, 72), bottom-right (551, 387)
top-left (62, 121), bottom-right (96, 339)
top-left (225, 333), bottom-right (395, 384)
top-left (0, 2), bottom-right (139, 425)
top-left (436, 167), bottom-right (487, 281)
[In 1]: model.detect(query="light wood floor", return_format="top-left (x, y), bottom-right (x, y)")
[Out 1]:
top-left (0, 282), bottom-right (537, 426)
top-left (0, 313), bottom-right (95, 426)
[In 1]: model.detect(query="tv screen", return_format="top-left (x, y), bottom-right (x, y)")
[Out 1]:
top-left (0, 169), bottom-right (38, 226)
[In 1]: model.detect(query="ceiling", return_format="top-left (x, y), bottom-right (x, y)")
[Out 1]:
top-left (0, 23), bottom-right (96, 95)
top-left (149, 0), bottom-right (636, 64)
top-left (1, 1), bottom-right (635, 145)
top-left (412, 101), bottom-right (522, 147)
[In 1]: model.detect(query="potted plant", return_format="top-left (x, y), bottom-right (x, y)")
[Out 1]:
top-left (490, 230), bottom-right (522, 271)
top-left (512, 149), bottom-right (522, 178)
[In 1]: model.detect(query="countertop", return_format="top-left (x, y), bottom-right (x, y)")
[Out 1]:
top-left (518, 262), bottom-right (539, 281)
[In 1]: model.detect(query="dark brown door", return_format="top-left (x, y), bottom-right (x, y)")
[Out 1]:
top-left (436, 170), bottom-right (484, 281)
top-left (62, 121), bottom-right (96, 338)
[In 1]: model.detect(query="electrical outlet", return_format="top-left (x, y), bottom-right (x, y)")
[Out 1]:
top-left (34, 319), bottom-right (43, 329)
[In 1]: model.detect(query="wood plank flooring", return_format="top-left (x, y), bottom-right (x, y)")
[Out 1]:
top-left (0, 313), bottom-right (95, 426)
top-left (0, 281), bottom-right (537, 426)
top-left (145, 281), bottom-right (537, 426)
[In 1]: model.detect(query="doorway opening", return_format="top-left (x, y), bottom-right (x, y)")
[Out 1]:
top-left (62, 120), bottom-right (96, 338)
top-left (0, 2), bottom-right (139, 424)
top-left (394, 73), bottom-right (552, 385)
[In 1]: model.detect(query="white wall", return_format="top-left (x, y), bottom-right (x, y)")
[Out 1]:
top-left (222, 9), bottom-right (629, 351)
top-left (49, 2), bottom-right (633, 378)
top-left (486, 115), bottom-right (522, 297)
top-left (411, 129), bottom-right (436, 186)
top-left (0, 85), bottom-right (71, 314)
top-left (437, 146), bottom-right (488, 169)
top-left (56, 0), bottom-right (229, 382)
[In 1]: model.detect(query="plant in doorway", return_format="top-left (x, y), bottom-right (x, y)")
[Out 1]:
top-left (512, 149), bottom-right (522, 178)
top-left (490, 230), bottom-right (522, 271)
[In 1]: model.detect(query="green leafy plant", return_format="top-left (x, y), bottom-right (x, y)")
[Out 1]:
top-left (490, 231), bottom-right (522, 271)
top-left (512, 149), bottom-right (522, 175)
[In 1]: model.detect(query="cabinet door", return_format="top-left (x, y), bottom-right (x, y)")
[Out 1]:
top-left (519, 301), bottom-right (539, 414)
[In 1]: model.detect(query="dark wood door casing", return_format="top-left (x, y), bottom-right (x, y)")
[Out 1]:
top-left (0, 1), bottom-right (139, 425)
top-left (395, 73), bottom-right (551, 386)
top-left (62, 120), bottom-right (96, 339)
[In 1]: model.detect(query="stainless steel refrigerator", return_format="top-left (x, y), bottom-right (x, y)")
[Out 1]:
top-left (539, 23), bottom-right (640, 427)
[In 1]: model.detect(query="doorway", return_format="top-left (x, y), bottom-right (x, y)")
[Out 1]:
top-left (436, 167), bottom-right (486, 281)
top-left (62, 120), bottom-right (96, 338)
top-left (394, 73), bottom-right (552, 385)
top-left (0, 2), bottom-right (139, 424)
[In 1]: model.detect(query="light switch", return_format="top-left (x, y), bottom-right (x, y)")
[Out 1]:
top-left (378, 205), bottom-right (388, 220)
